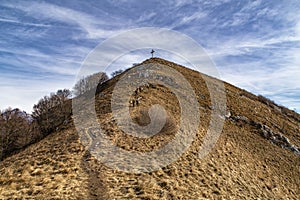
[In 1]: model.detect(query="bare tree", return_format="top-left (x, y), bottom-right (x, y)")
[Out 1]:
top-left (0, 108), bottom-right (40, 160)
top-left (0, 89), bottom-right (72, 160)
top-left (73, 72), bottom-right (108, 96)
top-left (32, 89), bottom-right (72, 135)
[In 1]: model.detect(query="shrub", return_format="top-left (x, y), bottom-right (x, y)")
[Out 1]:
top-left (257, 95), bottom-right (276, 108)
top-left (111, 69), bottom-right (124, 77)
top-left (257, 95), bottom-right (300, 122)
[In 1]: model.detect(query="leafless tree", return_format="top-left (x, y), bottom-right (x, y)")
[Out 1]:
top-left (73, 72), bottom-right (108, 96)
top-left (32, 89), bottom-right (72, 135)
top-left (0, 108), bottom-right (40, 160)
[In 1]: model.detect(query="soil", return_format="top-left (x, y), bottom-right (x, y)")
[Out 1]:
top-left (1, 58), bottom-right (299, 199)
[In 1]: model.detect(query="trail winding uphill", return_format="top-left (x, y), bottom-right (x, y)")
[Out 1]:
top-left (1, 58), bottom-right (299, 199)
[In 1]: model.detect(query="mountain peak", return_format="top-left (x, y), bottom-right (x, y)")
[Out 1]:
top-left (1, 58), bottom-right (299, 199)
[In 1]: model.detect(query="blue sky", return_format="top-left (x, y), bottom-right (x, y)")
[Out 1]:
top-left (0, 0), bottom-right (300, 113)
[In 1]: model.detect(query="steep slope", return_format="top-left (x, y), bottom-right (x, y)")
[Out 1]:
top-left (0, 58), bottom-right (299, 199)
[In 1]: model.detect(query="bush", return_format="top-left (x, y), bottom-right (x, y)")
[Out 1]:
top-left (257, 95), bottom-right (276, 108)
top-left (111, 69), bottom-right (124, 77)
top-left (257, 95), bottom-right (300, 122)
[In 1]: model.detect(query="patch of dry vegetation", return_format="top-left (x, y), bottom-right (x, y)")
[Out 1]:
top-left (1, 58), bottom-right (299, 199)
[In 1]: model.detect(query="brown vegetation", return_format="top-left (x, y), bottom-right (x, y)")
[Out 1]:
top-left (73, 72), bottom-right (108, 96)
top-left (0, 108), bottom-right (41, 160)
top-left (32, 89), bottom-right (72, 135)
top-left (0, 58), bottom-right (299, 199)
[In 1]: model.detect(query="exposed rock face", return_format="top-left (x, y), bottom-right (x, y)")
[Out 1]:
top-left (229, 115), bottom-right (300, 156)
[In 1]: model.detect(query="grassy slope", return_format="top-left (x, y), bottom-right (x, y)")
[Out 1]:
top-left (0, 58), bottom-right (299, 199)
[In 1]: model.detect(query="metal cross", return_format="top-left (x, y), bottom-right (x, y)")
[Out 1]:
top-left (151, 49), bottom-right (155, 58)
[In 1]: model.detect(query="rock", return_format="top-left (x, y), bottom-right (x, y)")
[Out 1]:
top-left (235, 115), bottom-right (249, 122)
top-left (225, 111), bottom-right (231, 119)
top-left (281, 136), bottom-right (289, 143)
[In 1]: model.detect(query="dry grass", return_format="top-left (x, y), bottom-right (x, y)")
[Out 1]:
top-left (1, 58), bottom-right (299, 199)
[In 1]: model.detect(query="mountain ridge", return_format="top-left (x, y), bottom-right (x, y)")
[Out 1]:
top-left (1, 58), bottom-right (299, 199)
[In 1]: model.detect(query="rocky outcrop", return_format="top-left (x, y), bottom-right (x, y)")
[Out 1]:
top-left (228, 114), bottom-right (300, 156)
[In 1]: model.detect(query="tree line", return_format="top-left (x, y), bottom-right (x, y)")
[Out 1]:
top-left (0, 71), bottom-right (112, 160)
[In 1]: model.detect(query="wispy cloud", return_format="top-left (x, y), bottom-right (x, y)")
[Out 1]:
top-left (0, 76), bottom-right (75, 113)
top-left (1, 0), bottom-right (300, 112)
top-left (0, 17), bottom-right (51, 27)
top-left (2, 1), bottom-right (128, 39)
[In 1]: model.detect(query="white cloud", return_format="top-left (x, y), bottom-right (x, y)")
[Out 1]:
top-left (179, 12), bottom-right (207, 26)
top-left (0, 76), bottom-right (75, 113)
top-left (0, 47), bottom-right (82, 76)
top-left (2, 1), bottom-right (126, 39)
top-left (213, 41), bottom-right (300, 112)
top-left (137, 12), bottom-right (157, 23)
top-left (0, 17), bottom-right (51, 27)
top-left (202, 2), bottom-right (300, 111)
top-left (201, 0), bottom-right (231, 7)
top-left (1, 0), bottom-right (300, 113)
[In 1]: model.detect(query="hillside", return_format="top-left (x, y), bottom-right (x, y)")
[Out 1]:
top-left (0, 58), bottom-right (299, 199)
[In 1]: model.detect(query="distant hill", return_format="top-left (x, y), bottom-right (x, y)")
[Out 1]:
top-left (1, 58), bottom-right (299, 199)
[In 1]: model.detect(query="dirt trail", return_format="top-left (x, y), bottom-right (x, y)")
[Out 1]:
top-left (1, 58), bottom-right (299, 199)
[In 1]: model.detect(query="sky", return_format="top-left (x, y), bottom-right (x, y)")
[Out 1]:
top-left (0, 0), bottom-right (300, 113)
